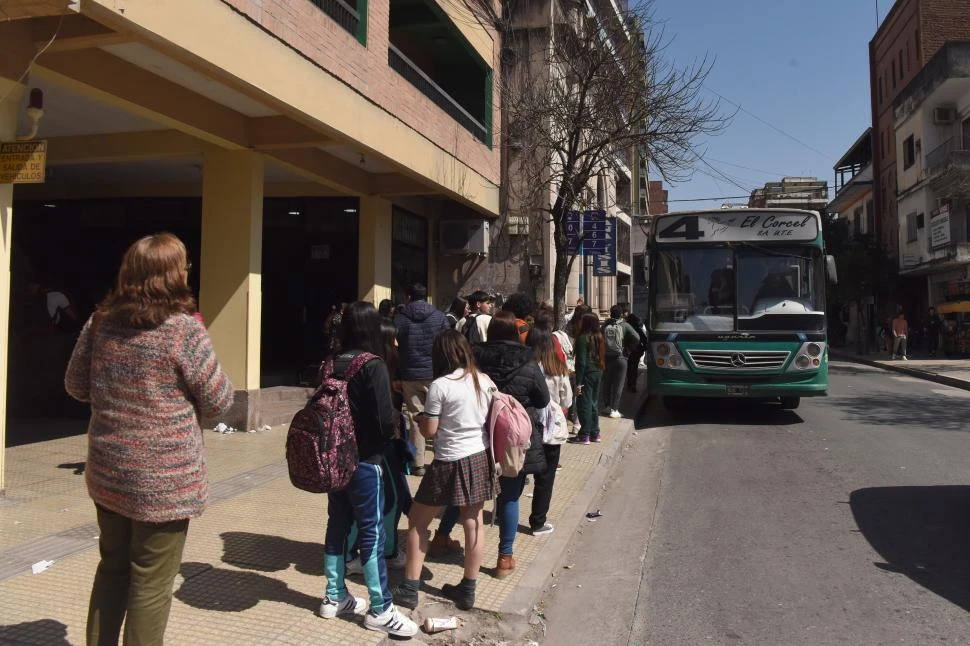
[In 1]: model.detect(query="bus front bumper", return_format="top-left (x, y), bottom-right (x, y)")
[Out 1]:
top-left (648, 370), bottom-right (828, 398)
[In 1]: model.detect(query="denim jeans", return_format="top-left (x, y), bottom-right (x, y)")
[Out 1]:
top-left (497, 473), bottom-right (527, 555)
top-left (577, 371), bottom-right (602, 439)
top-left (324, 462), bottom-right (392, 613)
top-left (893, 336), bottom-right (907, 358)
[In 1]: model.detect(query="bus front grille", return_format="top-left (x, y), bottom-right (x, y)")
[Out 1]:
top-left (686, 350), bottom-right (791, 370)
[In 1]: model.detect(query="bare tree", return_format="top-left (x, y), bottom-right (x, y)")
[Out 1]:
top-left (465, 0), bottom-right (729, 321)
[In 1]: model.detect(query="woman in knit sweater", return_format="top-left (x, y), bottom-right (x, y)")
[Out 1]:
top-left (568, 312), bottom-right (606, 444)
top-left (65, 233), bottom-right (234, 646)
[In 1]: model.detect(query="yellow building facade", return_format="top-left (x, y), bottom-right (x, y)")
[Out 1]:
top-left (0, 0), bottom-right (500, 491)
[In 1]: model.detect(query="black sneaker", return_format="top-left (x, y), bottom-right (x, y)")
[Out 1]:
top-left (440, 582), bottom-right (475, 610)
top-left (391, 584), bottom-right (419, 609)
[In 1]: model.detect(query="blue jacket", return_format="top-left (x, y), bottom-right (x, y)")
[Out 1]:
top-left (394, 300), bottom-right (449, 381)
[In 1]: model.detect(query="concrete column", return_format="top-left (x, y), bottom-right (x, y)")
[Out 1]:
top-left (200, 150), bottom-right (263, 430)
top-left (0, 79), bottom-right (24, 493)
top-left (358, 195), bottom-right (393, 304)
top-left (0, 9), bottom-right (32, 495)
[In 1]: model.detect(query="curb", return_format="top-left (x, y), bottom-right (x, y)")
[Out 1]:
top-left (831, 350), bottom-right (970, 392)
top-left (498, 414), bottom-right (639, 616)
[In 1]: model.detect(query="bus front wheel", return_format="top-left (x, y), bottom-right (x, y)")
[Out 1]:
top-left (779, 396), bottom-right (800, 410)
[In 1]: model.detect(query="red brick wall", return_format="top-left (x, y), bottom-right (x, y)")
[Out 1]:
top-left (647, 180), bottom-right (668, 215)
top-left (222, 0), bottom-right (500, 185)
top-left (919, 0), bottom-right (970, 61)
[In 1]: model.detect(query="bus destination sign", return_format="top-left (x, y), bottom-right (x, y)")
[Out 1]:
top-left (655, 211), bottom-right (819, 243)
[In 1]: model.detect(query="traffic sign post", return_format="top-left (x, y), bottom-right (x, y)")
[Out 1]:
top-left (592, 217), bottom-right (616, 276)
top-left (563, 209), bottom-right (616, 276)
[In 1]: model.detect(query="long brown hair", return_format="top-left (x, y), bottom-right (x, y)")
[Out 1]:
top-left (526, 323), bottom-right (568, 377)
top-left (578, 312), bottom-right (606, 370)
top-left (432, 330), bottom-right (484, 399)
top-left (99, 233), bottom-right (196, 329)
top-left (487, 310), bottom-right (520, 342)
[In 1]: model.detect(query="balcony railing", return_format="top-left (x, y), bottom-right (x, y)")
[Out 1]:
top-left (309, 0), bottom-right (359, 40)
top-left (388, 43), bottom-right (488, 144)
top-left (926, 136), bottom-right (970, 177)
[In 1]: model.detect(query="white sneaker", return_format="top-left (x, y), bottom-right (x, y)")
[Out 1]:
top-left (386, 551), bottom-right (407, 570)
top-left (902, 356), bottom-right (908, 361)
top-left (531, 523), bottom-right (555, 535)
top-left (609, 409), bottom-right (622, 419)
top-left (364, 604), bottom-right (418, 637)
top-left (319, 594), bottom-right (366, 619)
top-left (345, 558), bottom-right (363, 576)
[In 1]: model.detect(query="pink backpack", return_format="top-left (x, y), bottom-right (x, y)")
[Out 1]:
top-left (487, 391), bottom-right (533, 477)
top-left (285, 352), bottom-right (377, 493)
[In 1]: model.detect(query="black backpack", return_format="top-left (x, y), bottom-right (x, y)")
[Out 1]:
top-left (462, 313), bottom-right (483, 344)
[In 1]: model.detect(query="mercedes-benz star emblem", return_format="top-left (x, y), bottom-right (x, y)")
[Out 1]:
top-left (730, 353), bottom-right (746, 367)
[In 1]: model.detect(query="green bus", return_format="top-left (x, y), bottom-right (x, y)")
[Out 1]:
top-left (647, 208), bottom-right (836, 410)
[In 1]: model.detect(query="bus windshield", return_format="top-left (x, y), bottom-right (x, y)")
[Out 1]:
top-left (652, 245), bottom-right (825, 332)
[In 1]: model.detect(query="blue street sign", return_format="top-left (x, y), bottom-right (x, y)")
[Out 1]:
top-left (592, 217), bottom-right (616, 276)
top-left (564, 210), bottom-right (610, 254)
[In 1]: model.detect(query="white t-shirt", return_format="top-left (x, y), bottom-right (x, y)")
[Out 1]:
top-left (424, 368), bottom-right (495, 461)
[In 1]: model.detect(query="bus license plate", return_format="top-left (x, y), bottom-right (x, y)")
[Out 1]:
top-left (726, 385), bottom-right (749, 396)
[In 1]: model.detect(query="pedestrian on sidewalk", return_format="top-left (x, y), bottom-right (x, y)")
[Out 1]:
top-left (456, 289), bottom-right (494, 344)
top-left (892, 311), bottom-right (909, 360)
top-left (624, 312), bottom-right (648, 393)
top-left (474, 311), bottom-right (550, 579)
top-left (502, 291), bottom-right (535, 343)
top-left (927, 307), bottom-right (943, 357)
top-left (392, 330), bottom-right (497, 611)
top-left (526, 323), bottom-right (572, 535)
top-left (394, 283), bottom-right (450, 477)
top-left (569, 313), bottom-right (605, 444)
top-left (64, 233), bottom-right (234, 646)
top-left (320, 301), bottom-right (417, 638)
top-left (601, 305), bottom-right (640, 417)
top-left (344, 318), bottom-right (412, 574)
top-left (445, 296), bottom-right (469, 330)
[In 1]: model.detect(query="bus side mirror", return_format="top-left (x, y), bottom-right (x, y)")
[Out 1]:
top-left (826, 255), bottom-right (838, 284)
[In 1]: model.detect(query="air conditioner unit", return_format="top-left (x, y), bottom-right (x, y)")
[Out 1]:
top-left (440, 219), bottom-right (489, 255)
top-left (933, 106), bottom-right (957, 124)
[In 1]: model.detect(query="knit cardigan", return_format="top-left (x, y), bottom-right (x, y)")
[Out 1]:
top-left (65, 313), bottom-right (234, 523)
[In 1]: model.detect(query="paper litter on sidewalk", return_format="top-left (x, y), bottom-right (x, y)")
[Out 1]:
top-left (31, 560), bottom-right (54, 575)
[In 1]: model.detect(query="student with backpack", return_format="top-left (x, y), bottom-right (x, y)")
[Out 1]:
top-left (569, 313), bottom-right (606, 444)
top-left (601, 305), bottom-right (640, 418)
top-left (526, 323), bottom-right (572, 535)
top-left (473, 311), bottom-right (550, 578)
top-left (456, 290), bottom-right (494, 344)
top-left (317, 301), bottom-right (417, 637)
top-left (391, 331), bottom-right (497, 611)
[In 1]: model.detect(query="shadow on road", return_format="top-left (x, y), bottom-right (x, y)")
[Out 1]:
top-left (828, 363), bottom-right (884, 377)
top-left (825, 392), bottom-right (968, 432)
top-left (850, 486), bottom-right (970, 611)
top-left (634, 396), bottom-right (803, 429)
top-left (0, 619), bottom-right (71, 645)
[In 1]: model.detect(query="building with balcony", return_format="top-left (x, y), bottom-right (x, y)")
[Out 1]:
top-left (827, 130), bottom-right (875, 348)
top-left (870, 0), bottom-right (970, 266)
top-left (893, 41), bottom-right (970, 311)
top-left (0, 0), bottom-right (500, 489)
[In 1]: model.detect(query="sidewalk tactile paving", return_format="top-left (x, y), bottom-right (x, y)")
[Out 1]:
top-left (0, 419), bottom-right (629, 643)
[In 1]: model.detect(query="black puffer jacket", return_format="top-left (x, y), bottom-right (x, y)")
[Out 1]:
top-left (473, 341), bottom-right (551, 475)
top-left (394, 300), bottom-right (449, 381)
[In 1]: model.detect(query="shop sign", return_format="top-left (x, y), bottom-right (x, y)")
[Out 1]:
top-left (0, 140), bottom-right (47, 184)
top-left (930, 205), bottom-right (951, 249)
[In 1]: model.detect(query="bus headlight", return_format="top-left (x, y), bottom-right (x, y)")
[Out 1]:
top-left (653, 342), bottom-right (688, 370)
top-left (787, 342), bottom-right (825, 371)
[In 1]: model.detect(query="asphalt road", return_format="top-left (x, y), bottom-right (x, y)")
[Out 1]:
top-left (538, 361), bottom-right (970, 645)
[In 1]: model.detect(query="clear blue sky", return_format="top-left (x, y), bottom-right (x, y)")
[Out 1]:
top-left (654, 0), bottom-right (890, 209)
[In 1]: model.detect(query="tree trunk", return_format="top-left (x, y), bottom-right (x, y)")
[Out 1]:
top-left (553, 247), bottom-right (571, 328)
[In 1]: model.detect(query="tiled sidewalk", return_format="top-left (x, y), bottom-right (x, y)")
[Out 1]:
top-left (0, 412), bottom-right (635, 645)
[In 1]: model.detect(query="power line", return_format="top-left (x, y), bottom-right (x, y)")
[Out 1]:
top-left (704, 156), bottom-right (795, 177)
top-left (703, 84), bottom-right (834, 162)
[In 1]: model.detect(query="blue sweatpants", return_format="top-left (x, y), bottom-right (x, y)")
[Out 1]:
top-left (324, 462), bottom-right (392, 613)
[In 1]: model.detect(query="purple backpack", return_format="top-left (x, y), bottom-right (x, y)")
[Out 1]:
top-left (285, 352), bottom-right (377, 493)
